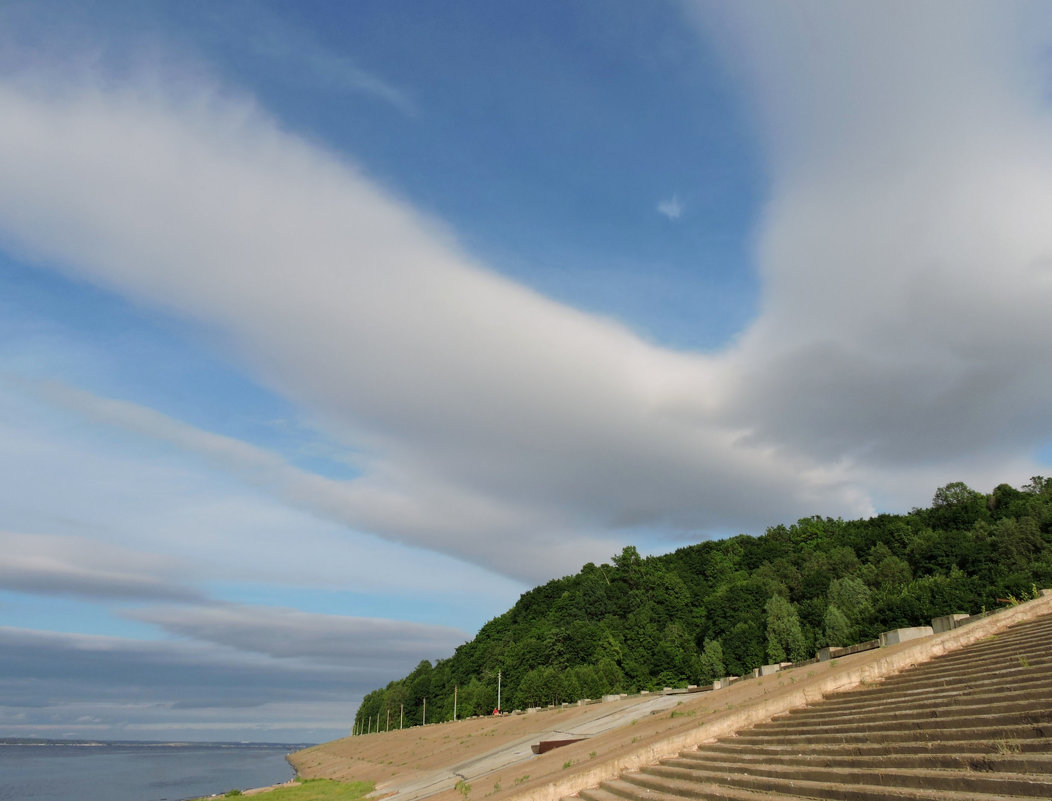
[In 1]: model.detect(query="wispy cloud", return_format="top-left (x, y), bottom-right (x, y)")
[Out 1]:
top-left (0, 378), bottom-right (524, 608)
top-left (0, 531), bottom-right (202, 602)
top-left (129, 603), bottom-right (468, 668)
top-left (234, 9), bottom-right (416, 116)
top-left (657, 194), bottom-right (683, 220)
top-left (0, 626), bottom-right (364, 740)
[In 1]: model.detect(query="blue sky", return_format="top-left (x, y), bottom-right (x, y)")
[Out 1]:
top-left (1, 0), bottom-right (1052, 743)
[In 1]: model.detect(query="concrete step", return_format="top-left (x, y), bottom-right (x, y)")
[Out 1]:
top-left (876, 652), bottom-right (1052, 687)
top-left (763, 696), bottom-right (1051, 731)
top-left (925, 651), bottom-right (1052, 678)
top-left (747, 707), bottom-right (1052, 739)
top-left (675, 749), bottom-right (1052, 775)
top-left (922, 631), bottom-right (1052, 666)
top-left (618, 764), bottom-right (1041, 801)
top-left (939, 635), bottom-right (1052, 663)
top-left (933, 618), bottom-right (1052, 653)
top-left (929, 617), bottom-right (1052, 656)
top-left (644, 759), bottom-right (1052, 797)
top-left (582, 778), bottom-right (805, 801)
top-left (695, 737), bottom-right (1052, 760)
top-left (729, 720), bottom-right (1052, 745)
top-left (798, 675), bottom-right (1052, 719)
top-left (895, 650), bottom-right (1052, 683)
top-left (816, 663), bottom-right (1052, 708)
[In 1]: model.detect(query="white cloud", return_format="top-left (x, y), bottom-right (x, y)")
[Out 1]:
top-left (128, 603), bottom-right (468, 668)
top-left (0, 626), bottom-right (365, 741)
top-left (687, 0), bottom-right (1052, 500)
top-left (0, 530), bottom-right (201, 602)
top-left (0, 71), bottom-right (875, 585)
top-left (1, 2), bottom-right (1050, 600)
top-left (0, 379), bottom-right (523, 608)
top-left (657, 194), bottom-right (683, 220)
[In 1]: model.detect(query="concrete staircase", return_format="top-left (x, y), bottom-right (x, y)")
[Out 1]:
top-left (576, 611), bottom-right (1052, 801)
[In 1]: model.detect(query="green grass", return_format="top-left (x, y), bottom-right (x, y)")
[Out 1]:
top-left (194, 779), bottom-right (374, 801)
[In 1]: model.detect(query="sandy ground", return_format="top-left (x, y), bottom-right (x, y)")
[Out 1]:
top-left (288, 592), bottom-right (1052, 801)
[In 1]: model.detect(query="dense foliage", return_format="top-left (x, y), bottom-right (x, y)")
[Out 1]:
top-left (354, 479), bottom-right (1052, 733)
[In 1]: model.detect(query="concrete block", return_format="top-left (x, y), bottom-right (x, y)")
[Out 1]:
top-left (931, 613), bottom-right (969, 634)
top-left (880, 626), bottom-right (934, 646)
top-left (601, 694), bottom-right (620, 703)
top-left (759, 664), bottom-right (781, 676)
top-left (817, 647), bottom-right (833, 662)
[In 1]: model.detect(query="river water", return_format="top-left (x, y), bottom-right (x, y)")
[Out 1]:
top-left (0, 741), bottom-right (304, 801)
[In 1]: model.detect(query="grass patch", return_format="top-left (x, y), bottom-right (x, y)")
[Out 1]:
top-left (994, 738), bottom-right (1022, 755)
top-left (197, 779), bottom-right (374, 801)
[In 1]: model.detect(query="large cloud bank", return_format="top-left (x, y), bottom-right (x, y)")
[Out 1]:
top-left (698, 1), bottom-right (1052, 479)
top-left (0, 1), bottom-right (1049, 589)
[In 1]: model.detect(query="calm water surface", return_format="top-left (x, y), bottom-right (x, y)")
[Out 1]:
top-left (0, 742), bottom-right (302, 801)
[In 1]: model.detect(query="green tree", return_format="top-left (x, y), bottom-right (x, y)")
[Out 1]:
top-left (596, 657), bottom-right (624, 694)
top-left (765, 594), bottom-right (808, 663)
top-left (828, 576), bottom-right (872, 623)
top-left (822, 604), bottom-right (852, 647)
top-left (723, 620), bottom-right (764, 675)
top-left (515, 668), bottom-right (545, 709)
top-left (571, 664), bottom-right (603, 700)
top-left (697, 637), bottom-right (725, 684)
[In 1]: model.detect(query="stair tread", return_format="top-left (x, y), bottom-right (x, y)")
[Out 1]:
top-left (651, 760), bottom-right (1052, 786)
top-left (621, 767), bottom-right (1047, 801)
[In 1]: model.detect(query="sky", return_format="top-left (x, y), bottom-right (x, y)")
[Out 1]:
top-left (1, 0), bottom-right (1052, 744)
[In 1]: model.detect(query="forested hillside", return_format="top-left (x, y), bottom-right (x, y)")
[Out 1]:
top-left (354, 479), bottom-right (1052, 733)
